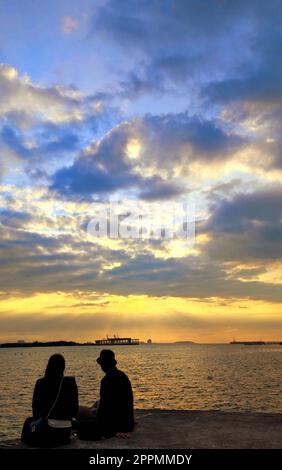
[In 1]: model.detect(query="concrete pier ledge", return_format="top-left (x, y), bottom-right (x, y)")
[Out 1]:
top-left (1, 409), bottom-right (282, 449)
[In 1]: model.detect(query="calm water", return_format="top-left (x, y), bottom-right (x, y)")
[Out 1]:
top-left (0, 344), bottom-right (282, 440)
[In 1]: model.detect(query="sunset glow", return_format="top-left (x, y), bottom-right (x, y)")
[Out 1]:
top-left (0, 1), bottom-right (281, 343)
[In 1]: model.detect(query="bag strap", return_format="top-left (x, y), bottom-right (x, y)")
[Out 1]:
top-left (46, 376), bottom-right (64, 419)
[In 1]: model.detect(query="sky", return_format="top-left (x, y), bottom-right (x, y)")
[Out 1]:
top-left (0, 0), bottom-right (282, 343)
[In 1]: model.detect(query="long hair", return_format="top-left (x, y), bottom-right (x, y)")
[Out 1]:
top-left (44, 354), bottom-right (65, 381)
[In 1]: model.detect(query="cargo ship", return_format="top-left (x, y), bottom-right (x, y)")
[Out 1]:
top-left (95, 335), bottom-right (139, 346)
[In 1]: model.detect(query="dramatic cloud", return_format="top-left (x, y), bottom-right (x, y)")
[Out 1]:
top-left (51, 114), bottom-right (243, 199)
top-left (0, 187), bottom-right (281, 305)
top-left (206, 33), bottom-right (282, 106)
top-left (202, 188), bottom-right (282, 263)
top-left (91, 0), bottom-right (282, 101)
top-left (0, 63), bottom-right (120, 184)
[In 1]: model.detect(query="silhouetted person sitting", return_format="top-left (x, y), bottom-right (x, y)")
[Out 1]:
top-left (21, 354), bottom-right (78, 446)
top-left (77, 350), bottom-right (135, 440)
top-left (32, 354), bottom-right (78, 420)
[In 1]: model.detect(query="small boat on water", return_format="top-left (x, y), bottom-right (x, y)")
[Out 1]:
top-left (95, 335), bottom-right (139, 346)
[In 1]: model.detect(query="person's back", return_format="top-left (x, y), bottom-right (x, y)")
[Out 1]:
top-left (97, 366), bottom-right (134, 436)
top-left (33, 375), bottom-right (78, 419)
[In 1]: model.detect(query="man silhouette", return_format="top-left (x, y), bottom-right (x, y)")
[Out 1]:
top-left (96, 350), bottom-right (135, 438)
top-left (77, 349), bottom-right (135, 440)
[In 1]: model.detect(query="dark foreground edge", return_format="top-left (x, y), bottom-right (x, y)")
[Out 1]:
top-left (0, 449), bottom-right (281, 467)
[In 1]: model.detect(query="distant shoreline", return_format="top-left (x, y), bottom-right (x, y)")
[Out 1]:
top-left (1, 340), bottom-right (282, 349)
top-left (0, 340), bottom-right (190, 348)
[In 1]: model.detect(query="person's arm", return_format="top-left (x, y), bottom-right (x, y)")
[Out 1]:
top-left (32, 379), bottom-right (44, 418)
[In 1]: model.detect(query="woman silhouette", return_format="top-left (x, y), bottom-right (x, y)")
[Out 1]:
top-left (32, 354), bottom-right (78, 420)
top-left (21, 354), bottom-right (78, 446)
